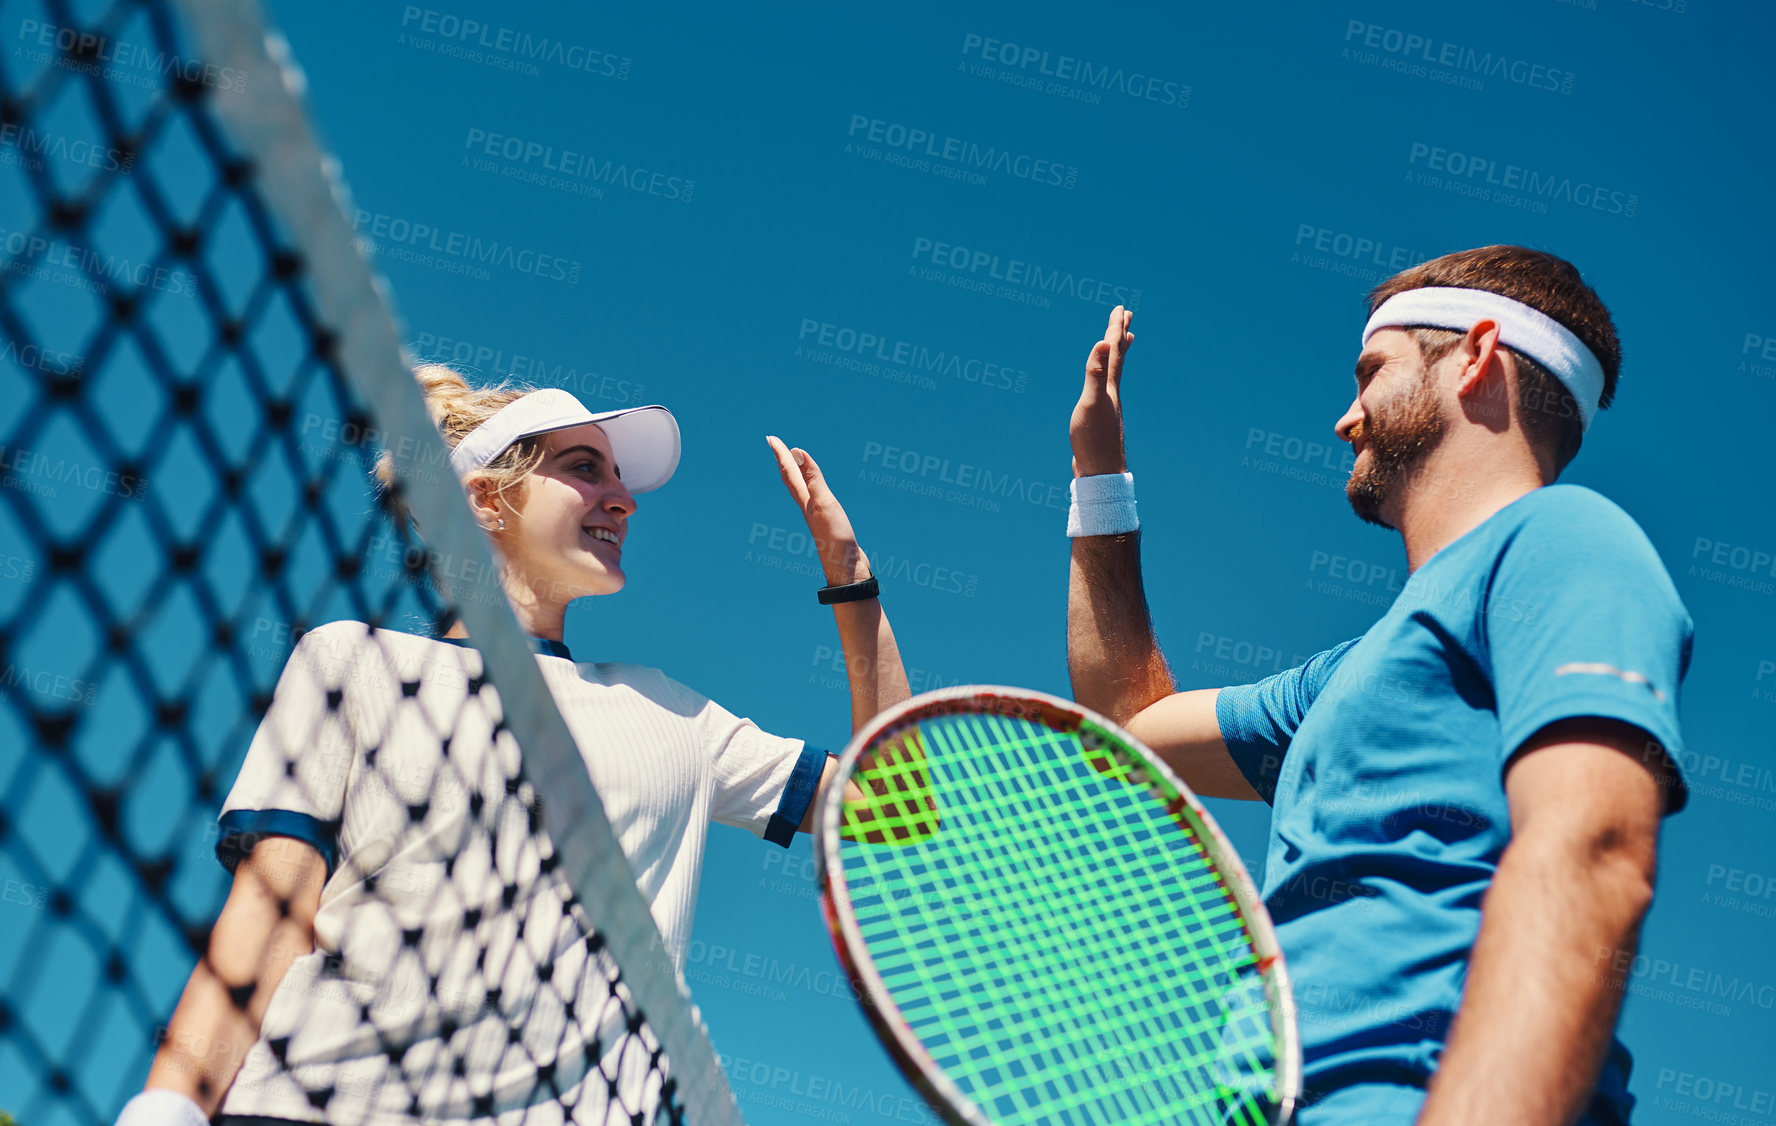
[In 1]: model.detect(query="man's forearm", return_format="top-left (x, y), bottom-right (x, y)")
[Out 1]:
top-left (1416, 830), bottom-right (1655, 1126)
top-left (1068, 530), bottom-right (1175, 725)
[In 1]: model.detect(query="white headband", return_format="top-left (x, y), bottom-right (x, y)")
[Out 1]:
top-left (447, 388), bottom-right (681, 493)
top-left (1360, 286), bottom-right (1605, 432)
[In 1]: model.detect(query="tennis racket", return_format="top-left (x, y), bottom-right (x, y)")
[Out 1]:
top-left (815, 686), bottom-right (1299, 1126)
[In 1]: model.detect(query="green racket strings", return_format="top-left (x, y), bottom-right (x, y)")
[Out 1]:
top-left (837, 709), bottom-right (1280, 1126)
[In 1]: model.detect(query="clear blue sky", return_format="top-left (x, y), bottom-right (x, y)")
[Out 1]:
top-left (3, 0), bottom-right (1773, 1123)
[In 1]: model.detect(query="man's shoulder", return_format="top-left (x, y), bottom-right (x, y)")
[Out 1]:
top-left (1493, 487), bottom-right (1684, 608)
top-left (1497, 485), bottom-right (1656, 558)
top-left (1516, 483), bottom-right (1638, 529)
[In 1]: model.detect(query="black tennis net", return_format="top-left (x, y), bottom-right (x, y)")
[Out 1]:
top-left (0, 1), bottom-right (736, 1122)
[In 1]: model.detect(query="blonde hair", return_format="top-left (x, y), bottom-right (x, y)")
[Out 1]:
top-left (373, 363), bottom-right (549, 533)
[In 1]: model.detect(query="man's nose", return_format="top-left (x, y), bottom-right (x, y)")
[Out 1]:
top-left (1334, 397), bottom-right (1363, 442)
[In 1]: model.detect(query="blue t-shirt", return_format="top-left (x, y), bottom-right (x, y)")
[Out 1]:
top-left (1215, 485), bottom-right (1693, 1125)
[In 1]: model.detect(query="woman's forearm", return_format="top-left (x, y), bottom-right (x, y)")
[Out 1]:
top-left (144, 838), bottom-right (325, 1113)
top-left (831, 596), bottom-right (909, 731)
top-left (146, 947), bottom-right (279, 1111)
top-left (822, 544), bottom-right (911, 732)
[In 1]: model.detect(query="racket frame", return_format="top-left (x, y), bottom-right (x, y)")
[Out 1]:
top-left (815, 684), bottom-right (1301, 1126)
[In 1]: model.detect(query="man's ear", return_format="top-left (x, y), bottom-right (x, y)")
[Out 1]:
top-left (1455, 320), bottom-right (1505, 395)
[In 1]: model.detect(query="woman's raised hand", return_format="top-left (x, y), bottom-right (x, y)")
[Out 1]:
top-left (766, 436), bottom-right (870, 586)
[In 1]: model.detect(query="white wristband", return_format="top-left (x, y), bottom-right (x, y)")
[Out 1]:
top-left (1066, 472), bottom-right (1138, 537)
top-left (116, 1090), bottom-right (211, 1126)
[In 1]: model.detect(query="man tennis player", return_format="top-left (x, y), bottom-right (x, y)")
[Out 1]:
top-left (117, 367), bottom-right (906, 1126)
top-left (1066, 246), bottom-right (1691, 1126)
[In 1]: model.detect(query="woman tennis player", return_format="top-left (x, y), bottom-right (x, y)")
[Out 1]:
top-left (115, 365), bottom-right (911, 1126)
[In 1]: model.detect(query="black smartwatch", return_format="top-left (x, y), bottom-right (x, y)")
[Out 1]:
top-left (817, 574), bottom-right (880, 605)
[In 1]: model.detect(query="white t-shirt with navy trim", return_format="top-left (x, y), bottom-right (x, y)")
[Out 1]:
top-left (213, 620), bottom-right (825, 1125)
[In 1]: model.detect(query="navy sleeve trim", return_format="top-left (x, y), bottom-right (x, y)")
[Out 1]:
top-left (216, 809), bottom-right (339, 878)
top-left (764, 743), bottom-right (829, 847)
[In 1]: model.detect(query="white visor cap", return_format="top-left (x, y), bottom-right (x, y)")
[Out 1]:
top-left (447, 389), bottom-right (682, 493)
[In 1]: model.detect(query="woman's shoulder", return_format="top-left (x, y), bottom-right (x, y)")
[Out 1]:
top-left (578, 659), bottom-right (677, 695)
top-left (287, 619), bottom-right (478, 677)
top-left (291, 618), bottom-right (430, 648)
top-left (573, 662), bottom-right (715, 720)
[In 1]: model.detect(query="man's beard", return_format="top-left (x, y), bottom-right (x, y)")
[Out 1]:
top-left (1345, 369), bottom-right (1446, 529)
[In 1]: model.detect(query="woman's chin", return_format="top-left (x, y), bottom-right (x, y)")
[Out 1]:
top-left (582, 564), bottom-right (625, 595)
top-left (568, 543), bottom-right (625, 590)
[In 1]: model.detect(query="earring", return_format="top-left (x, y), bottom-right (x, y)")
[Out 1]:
top-left (497, 517), bottom-right (506, 531)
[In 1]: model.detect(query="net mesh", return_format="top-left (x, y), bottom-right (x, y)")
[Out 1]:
top-left (0, 1), bottom-right (728, 1122)
top-left (833, 705), bottom-right (1284, 1126)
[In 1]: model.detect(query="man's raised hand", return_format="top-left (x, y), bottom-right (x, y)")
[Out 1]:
top-left (1070, 305), bottom-right (1134, 478)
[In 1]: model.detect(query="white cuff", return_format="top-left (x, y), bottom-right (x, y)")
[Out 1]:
top-left (1066, 472), bottom-right (1138, 537)
top-left (116, 1090), bottom-right (211, 1126)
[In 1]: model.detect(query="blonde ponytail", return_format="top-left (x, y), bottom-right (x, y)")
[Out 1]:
top-left (373, 363), bottom-right (548, 533)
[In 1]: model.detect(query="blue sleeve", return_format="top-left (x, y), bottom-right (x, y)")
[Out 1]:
top-left (215, 621), bottom-right (362, 880)
top-left (216, 808), bottom-right (340, 878)
top-left (1214, 639), bottom-right (1362, 804)
top-left (763, 743), bottom-right (829, 846)
top-left (1484, 493), bottom-right (1694, 814)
